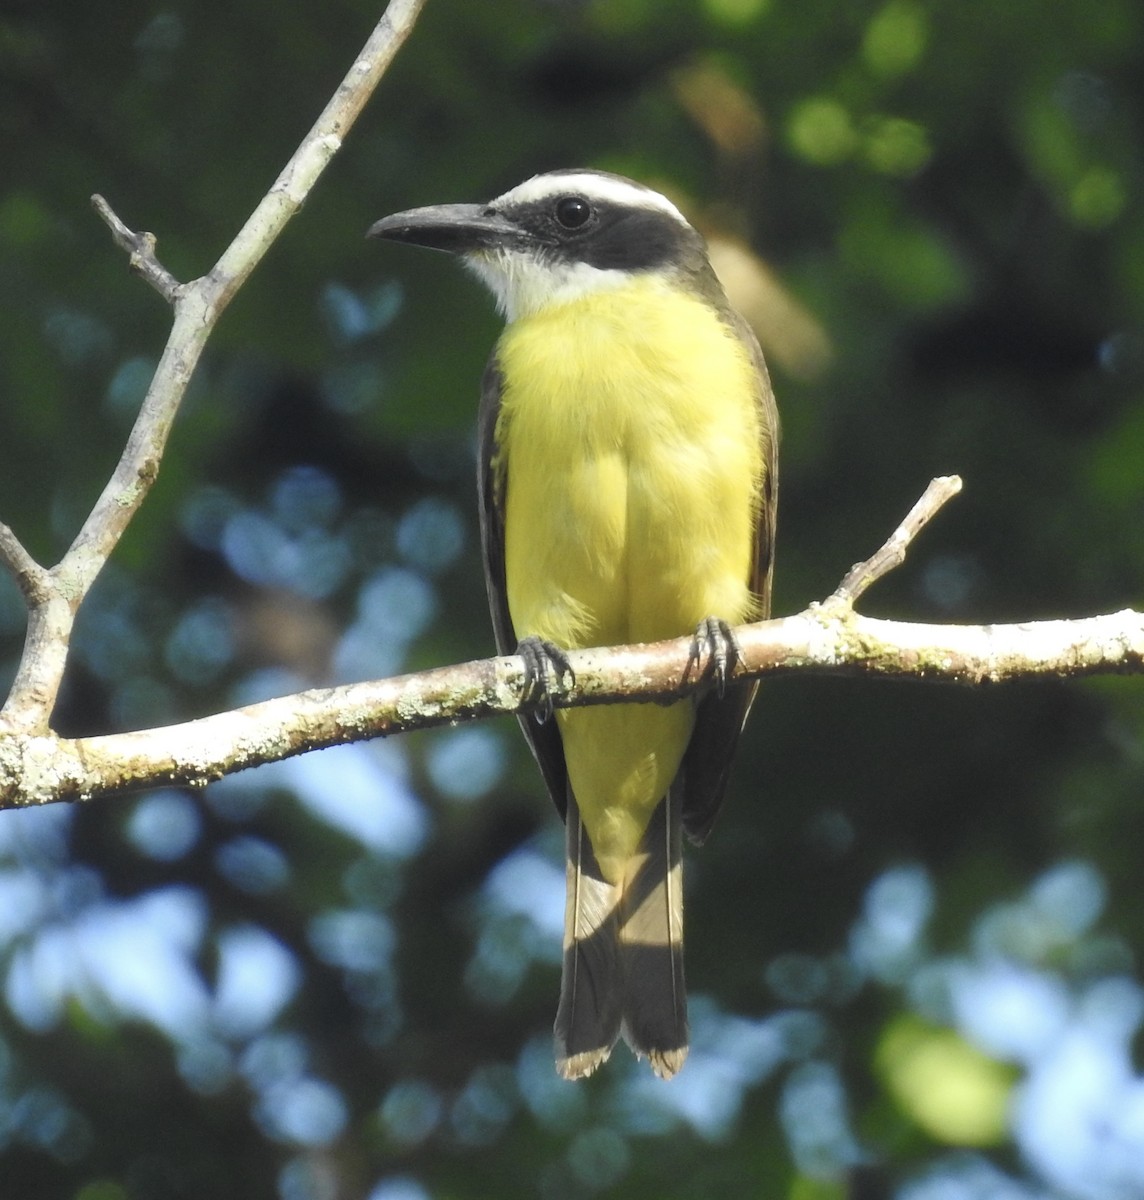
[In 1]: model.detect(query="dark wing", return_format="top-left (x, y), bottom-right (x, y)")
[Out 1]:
top-left (478, 355), bottom-right (570, 819)
top-left (680, 311), bottom-right (779, 844)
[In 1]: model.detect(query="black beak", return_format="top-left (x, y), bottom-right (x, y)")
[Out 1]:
top-left (366, 203), bottom-right (520, 255)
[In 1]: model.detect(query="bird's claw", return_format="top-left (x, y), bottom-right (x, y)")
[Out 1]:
top-left (517, 636), bottom-right (575, 723)
top-left (687, 617), bottom-right (742, 698)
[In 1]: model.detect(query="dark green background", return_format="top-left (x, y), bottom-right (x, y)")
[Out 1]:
top-left (2, 1), bottom-right (1143, 1197)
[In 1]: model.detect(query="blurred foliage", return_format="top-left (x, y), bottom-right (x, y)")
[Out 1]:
top-left (2, 0), bottom-right (1144, 1197)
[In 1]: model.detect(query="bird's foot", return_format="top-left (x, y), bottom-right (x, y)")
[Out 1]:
top-left (686, 617), bottom-right (742, 698)
top-left (517, 636), bottom-right (575, 723)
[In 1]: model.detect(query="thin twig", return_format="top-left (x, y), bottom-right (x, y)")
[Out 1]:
top-left (0, 522), bottom-right (49, 605)
top-left (828, 475), bottom-right (963, 608)
top-left (90, 195), bottom-right (182, 304)
top-left (205, 0), bottom-right (431, 313)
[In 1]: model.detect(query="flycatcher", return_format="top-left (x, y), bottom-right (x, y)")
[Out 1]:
top-left (369, 169), bottom-right (778, 1079)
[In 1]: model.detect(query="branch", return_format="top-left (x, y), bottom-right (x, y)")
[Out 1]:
top-left (70, 0), bottom-right (427, 586)
top-left (0, 0), bottom-right (429, 731)
top-left (0, 522), bottom-right (49, 605)
top-left (1, 602), bottom-right (1140, 809)
top-left (828, 475), bottom-right (962, 608)
top-left (90, 194), bottom-right (182, 303)
top-left (206, 0), bottom-right (430, 311)
top-left (1, 476), bottom-right (1141, 807)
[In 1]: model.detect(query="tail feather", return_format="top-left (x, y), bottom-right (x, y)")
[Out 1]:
top-left (554, 798), bottom-right (623, 1079)
top-left (619, 782), bottom-right (688, 1078)
top-left (554, 786), bottom-right (689, 1081)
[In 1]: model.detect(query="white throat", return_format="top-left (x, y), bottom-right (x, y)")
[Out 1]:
top-left (465, 249), bottom-right (633, 323)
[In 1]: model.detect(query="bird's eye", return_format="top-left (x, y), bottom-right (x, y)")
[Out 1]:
top-left (554, 196), bottom-right (592, 229)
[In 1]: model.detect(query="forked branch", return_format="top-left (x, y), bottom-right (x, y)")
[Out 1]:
top-left (0, 0), bottom-right (429, 733)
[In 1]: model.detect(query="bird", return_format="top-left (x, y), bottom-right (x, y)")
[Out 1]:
top-left (368, 169), bottom-right (778, 1080)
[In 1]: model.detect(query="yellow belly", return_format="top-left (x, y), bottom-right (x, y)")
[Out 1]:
top-left (495, 277), bottom-right (763, 881)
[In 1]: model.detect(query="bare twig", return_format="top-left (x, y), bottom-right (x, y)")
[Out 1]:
top-left (72, 0), bottom-right (428, 578)
top-left (828, 475), bottom-right (963, 608)
top-left (207, 0), bottom-right (430, 312)
top-left (90, 195), bottom-right (182, 303)
top-left (0, 0), bottom-right (429, 730)
top-left (0, 522), bottom-right (49, 605)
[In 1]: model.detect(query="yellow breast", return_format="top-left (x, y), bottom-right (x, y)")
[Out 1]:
top-left (493, 275), bottom-right (764, 876)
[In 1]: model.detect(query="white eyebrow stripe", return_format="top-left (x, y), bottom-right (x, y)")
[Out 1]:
top-left (492, 172), bottom-right (689, 225)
